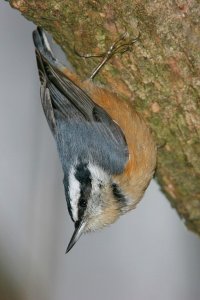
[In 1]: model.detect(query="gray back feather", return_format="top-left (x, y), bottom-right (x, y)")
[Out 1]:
top-left (33, 27), bottom-right (128, 176)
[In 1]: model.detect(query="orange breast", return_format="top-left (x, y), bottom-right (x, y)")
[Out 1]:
top-left (81, 81), bottom-right (157, 206)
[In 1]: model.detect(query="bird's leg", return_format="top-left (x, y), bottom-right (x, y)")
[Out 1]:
top-left (74, 31), bottom-right (140, 80)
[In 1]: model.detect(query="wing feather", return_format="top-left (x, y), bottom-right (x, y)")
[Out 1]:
top-left (33, 27), bottom-right (128, 172)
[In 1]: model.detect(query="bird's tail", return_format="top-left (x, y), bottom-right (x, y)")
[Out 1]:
top-left (32, 26), bottom-right (64, 84)
top-left (32, 27), bottom-right (56, 65)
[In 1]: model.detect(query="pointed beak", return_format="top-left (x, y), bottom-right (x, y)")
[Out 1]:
top-left (66, 220), bottom-right (86, 253)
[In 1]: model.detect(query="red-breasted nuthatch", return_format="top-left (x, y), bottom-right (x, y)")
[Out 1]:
top-left (32, 27), bottom-right (156, 253)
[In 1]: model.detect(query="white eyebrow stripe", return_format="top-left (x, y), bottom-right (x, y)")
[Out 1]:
top-left (68, 166), bottom-right (80, 221)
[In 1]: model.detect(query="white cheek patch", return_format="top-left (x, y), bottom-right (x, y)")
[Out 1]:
top-left (68, 166), bottom-right (80, 222)
top-left (88, 163), bottom-right (109, 184)
top-left (88, 163), bottom-right (109, 215)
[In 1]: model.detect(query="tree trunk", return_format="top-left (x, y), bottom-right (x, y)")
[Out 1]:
top-left (8, 0), bottom-right (200, 235)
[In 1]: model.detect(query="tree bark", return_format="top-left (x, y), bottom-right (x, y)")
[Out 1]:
top-left (8, 0), bottom-right (200, 235)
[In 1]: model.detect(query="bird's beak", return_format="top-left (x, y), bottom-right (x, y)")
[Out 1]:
top-left (66, 220), bottom-right (86, 253)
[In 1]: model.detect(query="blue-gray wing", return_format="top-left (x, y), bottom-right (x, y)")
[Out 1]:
top-left (33, 27), bottom-right (128, 174)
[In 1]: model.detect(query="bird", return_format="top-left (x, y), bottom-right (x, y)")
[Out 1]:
top-left (32, 27), bottom-right (156, 253)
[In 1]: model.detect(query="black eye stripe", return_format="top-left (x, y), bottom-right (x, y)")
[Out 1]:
top-left (75, 162), bottom-right (92, 219)
top-left (79, 199), bottom-right (87, 207)
top-left (111, 183), bottom-right (126, 203)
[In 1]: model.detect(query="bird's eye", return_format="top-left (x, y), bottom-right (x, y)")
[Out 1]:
top-left (79, 199), bottom-right (87, 208)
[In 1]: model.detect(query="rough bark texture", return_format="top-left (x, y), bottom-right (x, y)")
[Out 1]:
top-left (9, 0), bottom-right (200, 235)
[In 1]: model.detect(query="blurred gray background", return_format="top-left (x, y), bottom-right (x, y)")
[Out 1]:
top-left (0, 2), bottom-right (200, 300)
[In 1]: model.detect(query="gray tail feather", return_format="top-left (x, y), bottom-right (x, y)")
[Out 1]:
top-left (32, 27), bottom-right (61, 84)
top-left (32, 27), bottom-right (56, 64)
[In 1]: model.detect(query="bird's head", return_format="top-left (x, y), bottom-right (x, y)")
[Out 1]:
top-left (63, 161), bottom-right (126, 252)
